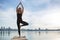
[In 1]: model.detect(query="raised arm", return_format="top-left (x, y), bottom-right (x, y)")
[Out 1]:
top-left (20, 2), bottom-right (24, 12)
top-left (16, 2), bottom-right (21, 9)
top-left (21, 2), bottom-right (24, 10)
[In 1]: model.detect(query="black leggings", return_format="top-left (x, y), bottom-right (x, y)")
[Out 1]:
top-left (17, 14), bottom-right (28, 36)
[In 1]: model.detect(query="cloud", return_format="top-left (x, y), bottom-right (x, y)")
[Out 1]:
top-left (0, 7), bottom-right (31, 29)
top-left (41, 8), bottom-right (60, 26)
top-left (0, 8), bottom-right (16, 28)
top-left (30, 7), bottom-right (60, 29)
top-left (0, 6), bottom-right (60, 29)
top-left (0, 7), bottom-right (60, 29)
top-left (22, 0), bottom-right (51, 11)
top-left (0, 0), bottom-right (60, 29)
top-left (30, 0), bottom-right (50, 6)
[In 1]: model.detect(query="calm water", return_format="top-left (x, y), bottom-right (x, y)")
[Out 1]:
top-left (0, 31), bottom-right (60, 40)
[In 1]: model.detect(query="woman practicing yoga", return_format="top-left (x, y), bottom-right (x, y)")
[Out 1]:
top-left (16, 2), bottom-right (29, 37)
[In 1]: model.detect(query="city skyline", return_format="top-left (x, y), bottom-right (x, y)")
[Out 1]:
top-left (0, 26), bottom-right (60, 30)
top-left (0, 0), bottom-right (60, 29)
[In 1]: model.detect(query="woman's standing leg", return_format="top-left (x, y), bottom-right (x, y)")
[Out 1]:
top-left (17, 19), bottom-right (20, 36)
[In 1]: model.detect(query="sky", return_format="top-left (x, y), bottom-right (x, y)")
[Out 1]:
top-left (0, 0), bottom-right (60, 29)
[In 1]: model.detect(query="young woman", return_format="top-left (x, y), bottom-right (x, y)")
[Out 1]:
top-left (16, 2), bottom-right (29, 36)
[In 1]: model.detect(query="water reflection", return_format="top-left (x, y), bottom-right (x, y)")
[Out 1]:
top-left (38, 31), bottom-right (40, 35)
top-left (0, 31), bottom-right (60, 40)
top-left (0, 31), bottom-right (10, 36)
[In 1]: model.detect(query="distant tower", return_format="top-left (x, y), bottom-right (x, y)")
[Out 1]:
top-left (8, 27), bottom-right (11, 31)
top-left (4, 27), bottom-right (5, 30)
top-left (1, 27), bottom-right (3, 29)
top-left (1, 26), bottom-right (3, 31)
top-left (39, 28), bottom-right (40, 30)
